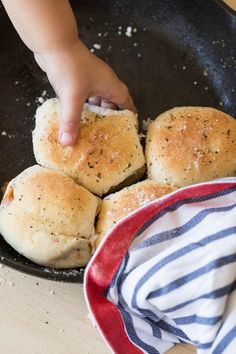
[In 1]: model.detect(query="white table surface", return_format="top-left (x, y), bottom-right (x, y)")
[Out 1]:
top-left (0, 265), bottom-right (195, 354)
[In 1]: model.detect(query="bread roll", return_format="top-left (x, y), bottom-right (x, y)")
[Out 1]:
top-left (146, 107), bottom-right (236, 186)
top-left (0, 165), bottom-right (100, 268)
top-left (95, 179), bottom-right (175, 247)
top-left (33, 99), bottom-right (146, 196)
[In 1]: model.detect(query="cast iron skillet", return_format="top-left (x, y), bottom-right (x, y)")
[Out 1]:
top-left (0, 0), bottom-right (235, 282)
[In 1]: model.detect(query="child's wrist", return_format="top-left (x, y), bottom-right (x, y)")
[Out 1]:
top-left (34, 37), bottom-right (85, 72)
top-left (34, 36), bottom-right (82, 58)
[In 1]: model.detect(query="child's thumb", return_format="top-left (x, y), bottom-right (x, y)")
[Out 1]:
top-left (58, 94), bottom-right (84, 146)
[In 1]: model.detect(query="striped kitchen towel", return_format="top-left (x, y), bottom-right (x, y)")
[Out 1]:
top-left (85, 178), bottom-right (236, 354)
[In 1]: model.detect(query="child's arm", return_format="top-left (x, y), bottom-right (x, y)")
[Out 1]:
top-left (2, 0), bottom-right (135, 145)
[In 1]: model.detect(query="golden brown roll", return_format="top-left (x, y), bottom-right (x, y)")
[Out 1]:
top-left (95, 179), bottom-right (175, 247)
top-left (146, 107), bottom-right (236, 187)
top-left (0, 165), bottom-right (100, 268)
top-left (33, 98), bottom-right (146, 196)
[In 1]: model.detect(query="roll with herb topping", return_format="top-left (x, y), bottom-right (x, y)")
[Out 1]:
top-left (0, 165), bottom-right (100, 268)
top-left (95, 179), bottom-right (175, 247)
top-left (33, 98), bottom-right (146, 196)
top-left (146, 107), bottom-right (236, 187)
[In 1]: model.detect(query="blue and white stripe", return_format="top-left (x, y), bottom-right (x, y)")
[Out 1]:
top-left (106, 180), bottom-right (236, 353)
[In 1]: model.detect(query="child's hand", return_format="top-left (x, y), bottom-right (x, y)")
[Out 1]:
top-left (2, 0), bottom-right (135, 146)
top-left (35, 40), bottom-right (135, 145)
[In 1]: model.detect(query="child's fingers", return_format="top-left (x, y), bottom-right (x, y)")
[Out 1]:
top-left (100, 99), bottom-right (117, 109)
top-left (106, 79), bottom-right (136, 113)
top-left (88, 97), bottom-right (117, 110)
top-left (87, 96), bottom-right (101, 106)
top-left (91, 60), bottom-right (136, 112)
top-left (58, 94), bottom-right (85, 146)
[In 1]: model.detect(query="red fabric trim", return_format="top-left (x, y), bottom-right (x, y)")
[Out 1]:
top-left (85, 182), bottom-right (234, 353)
